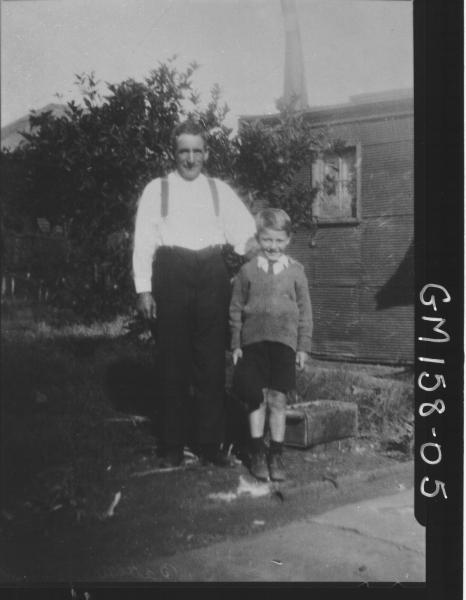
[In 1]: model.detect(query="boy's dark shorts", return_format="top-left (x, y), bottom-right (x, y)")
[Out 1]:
top-left (232, 341), bottom-right (296, 412)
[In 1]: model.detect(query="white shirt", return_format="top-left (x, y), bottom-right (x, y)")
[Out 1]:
top-left (132, 171), bottom-right (256, 293)
top-left (257, 254), bottom-right (290, 275)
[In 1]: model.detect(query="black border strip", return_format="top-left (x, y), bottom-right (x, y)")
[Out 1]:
top-left (414, 0), bottom-right (463, 598)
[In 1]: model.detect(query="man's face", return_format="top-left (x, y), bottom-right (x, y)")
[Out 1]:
top-left (174, 133), bottom-right (208, 181)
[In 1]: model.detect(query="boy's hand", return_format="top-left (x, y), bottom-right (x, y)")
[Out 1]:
top-left (232, 348), bottom-right (243, 365)
top-left (296, 351), bottom-right (307, 370)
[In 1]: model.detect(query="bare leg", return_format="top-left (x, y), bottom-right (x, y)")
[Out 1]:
top-left (266, 389), bottom-right (287, 481)
top-left (267, 389), bottom-right (287, 442)
top-left (248, 391), bottom-right (267, 438)
top-left (248, 390), bottom-right (269, 481)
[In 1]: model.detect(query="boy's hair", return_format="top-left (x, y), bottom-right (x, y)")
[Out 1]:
top-left (255, 208), bottom-right (292, 236)
top-left (172, 119), bottom-right (208, 149)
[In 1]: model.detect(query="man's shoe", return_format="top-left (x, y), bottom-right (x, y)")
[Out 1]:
top-left (249, 451), bottom-right (269, 481)
top-left (160, 447), bottom-right (184, 468)
top-left (268, 452), bottom-right (286, 481)
top-left (201, 448), bottom-right (235, 468)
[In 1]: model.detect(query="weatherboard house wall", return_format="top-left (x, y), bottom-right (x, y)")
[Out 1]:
top-left (243, 93), bottom-right (414, 364)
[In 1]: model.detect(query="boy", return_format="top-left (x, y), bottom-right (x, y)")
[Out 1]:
top-left (229, 208), bottom-right (313, 481)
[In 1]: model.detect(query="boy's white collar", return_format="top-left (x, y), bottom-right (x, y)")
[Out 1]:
top-left (257, 254), bottom-right (290, 274)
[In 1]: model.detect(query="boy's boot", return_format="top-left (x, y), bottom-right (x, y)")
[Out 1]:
top-left (268, 440), bottom-right (286, 481)
top-left (249, 437), bottom-right (269, 481)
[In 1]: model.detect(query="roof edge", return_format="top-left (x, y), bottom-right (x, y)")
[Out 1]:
top-left (239, 90), bottom-right (414, 125)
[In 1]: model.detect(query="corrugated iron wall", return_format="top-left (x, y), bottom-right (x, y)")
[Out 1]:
top-left (289, 110), bottom-right (414, 364)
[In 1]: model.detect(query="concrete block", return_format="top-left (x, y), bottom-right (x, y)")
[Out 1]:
top-left (285, 400), bottom-right (358, 448)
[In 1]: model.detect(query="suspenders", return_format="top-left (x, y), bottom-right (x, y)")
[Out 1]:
top-left (207, 177), bottom-right (220, 218)
top-left (161, 177), bottom-right (169, 219)
top-left (160, 176), bottom-right (220, 219)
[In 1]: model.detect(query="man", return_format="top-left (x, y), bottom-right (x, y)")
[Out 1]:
top-left (133, 119), bottom-right (256, 467)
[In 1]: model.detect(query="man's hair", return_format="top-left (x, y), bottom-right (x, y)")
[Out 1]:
top-left (171, 119), bottom-right (208, 149)
top-left (255, 208), bottom-right (292, 236)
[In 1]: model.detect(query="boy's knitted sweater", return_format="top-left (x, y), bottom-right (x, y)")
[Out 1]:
top-left (229, 255), bottom-right (313, 353)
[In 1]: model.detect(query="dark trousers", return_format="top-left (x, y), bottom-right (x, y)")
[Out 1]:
top-left (153, 245), bottom-right (230, 448)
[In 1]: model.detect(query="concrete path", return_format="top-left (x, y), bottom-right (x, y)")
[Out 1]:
top-left (112, 488), bottom-right (425, 582)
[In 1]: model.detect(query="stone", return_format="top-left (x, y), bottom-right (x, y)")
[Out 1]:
top-left (284, 400), bottom-right (358, 448)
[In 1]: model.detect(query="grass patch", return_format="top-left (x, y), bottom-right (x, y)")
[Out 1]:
top-left (1, 315), bottom-right (158, 518)
top-left (292, 364), bottom-right (414, 454)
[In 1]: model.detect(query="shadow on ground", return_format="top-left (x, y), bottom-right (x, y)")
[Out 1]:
top-left (104, 353), bottom-right (251, 455)
top-left (105, 357), bottom-right (159, 418)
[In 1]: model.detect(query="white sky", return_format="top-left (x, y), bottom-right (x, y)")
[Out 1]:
top-left (1, 0), bottom-right (413, 129)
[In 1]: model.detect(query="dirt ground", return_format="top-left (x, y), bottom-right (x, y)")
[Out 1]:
top-left (0, 434), bottom-right (410, 583)
top-left (0, 305), bottom-right (413, 583)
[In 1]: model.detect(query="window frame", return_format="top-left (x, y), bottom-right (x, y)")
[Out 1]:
top-left (311, 141), bottom-right (362, 226)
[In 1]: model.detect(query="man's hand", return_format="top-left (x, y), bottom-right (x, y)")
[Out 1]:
top-left (232, 348), bottom-right (243, 365)
top-left (137, 292), bottom-right (156, 320)
top-left (296, 351), bottom-right (308, 370)
top-left (244, 237), bottom-right (260, 261)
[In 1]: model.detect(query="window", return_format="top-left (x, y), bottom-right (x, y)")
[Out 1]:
top-left (311, 144), bottom-right (360, 223)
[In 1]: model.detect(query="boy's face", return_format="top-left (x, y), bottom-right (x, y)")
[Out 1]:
top-left (175, 133), bottom-right (208, 181)
top-left (257, 227), bottom-right (290, 262)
